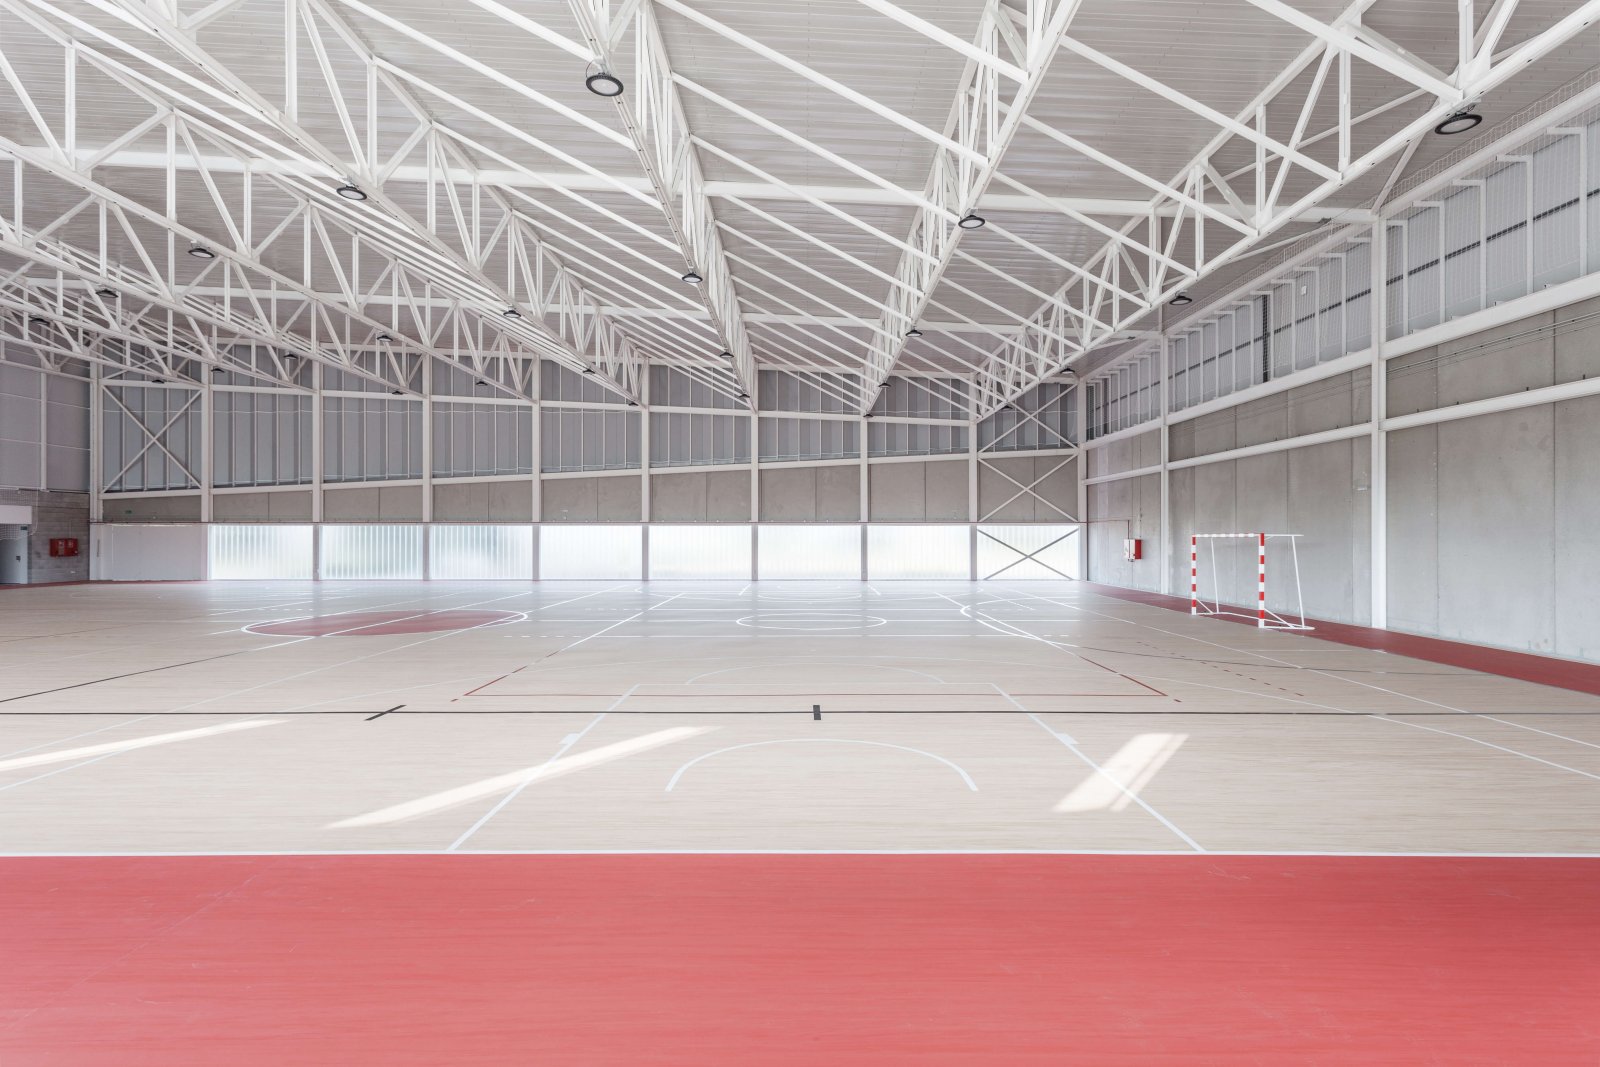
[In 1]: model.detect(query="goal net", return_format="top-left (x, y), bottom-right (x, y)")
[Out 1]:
top-left (1189, 533), bottom-right (1313, 631)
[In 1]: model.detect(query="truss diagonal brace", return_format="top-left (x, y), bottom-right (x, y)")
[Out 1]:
top-left (564, 0), bottom-right (757, 406)
top-left (857, 0), bottom-right (1087, 412)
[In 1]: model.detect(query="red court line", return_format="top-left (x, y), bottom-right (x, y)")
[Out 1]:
top-left (1083, 581), bottom-right (1600, 698)
top-left (2, 855), bottom-right (1595, 1065)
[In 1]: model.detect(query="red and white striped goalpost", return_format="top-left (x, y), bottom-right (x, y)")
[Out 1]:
top-left (1188, 532), bottom-right (1312, 631)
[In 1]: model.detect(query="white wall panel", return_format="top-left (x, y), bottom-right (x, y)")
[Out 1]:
top-left (648, 524), bottom-right (752, 579)
top-left (539, 524), bottom-right (642, 579)
top-left (93, 523), bottom-right (207, 580)
top-left (429, 524), bottom-right (534, 579)
top-left (867, 524), bottom-right (971, 579)
top-left (757, 524), bottom-right (862, 579)
top-left (319, 524), bottom-right (423, 579)
top-left (977, 524), bottom-right (1081, 580)
top-left (209, 524), bottom-right (313, 579)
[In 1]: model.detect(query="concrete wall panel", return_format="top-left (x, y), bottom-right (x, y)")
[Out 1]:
top-left (1553, 395), bottom-right (1600, 660)
top-left (816, 465), bottom-right (861, 520)
top-left (1436, 407), bottom-right (1555, 652)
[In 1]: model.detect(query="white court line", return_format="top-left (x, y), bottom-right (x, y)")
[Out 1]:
top-left (556, 593), bottom-right (684, 652)
top-left (444, 590), bottom-right (691, 849)
top-left (0, 587), bottom-right (631, 761)
top-left (166, 587), bottom-right (626, 715)
top-left (444, 691), bottom-right (631, 851)
top-left (986, 678), bottom-right (1203, 852)
top-left (1372, 715), bottom-right (1600, 781)
top-left (1061, 593), bottom-right (1600, 760)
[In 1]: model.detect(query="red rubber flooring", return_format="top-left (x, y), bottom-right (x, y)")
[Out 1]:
top-left (1083, 581), bottom-right (1600, 698)
top-left (3, 855), bottom-right (1597, 1065)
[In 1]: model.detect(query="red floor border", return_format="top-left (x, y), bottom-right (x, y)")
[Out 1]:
top-left (3, 854), bottom-right (1596, 1066)
top-left (1081, 580), bottom-right (1600, 698)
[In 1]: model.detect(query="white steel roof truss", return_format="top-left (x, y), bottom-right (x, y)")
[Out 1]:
top-left (971, 0), bottom-right (1600, 414)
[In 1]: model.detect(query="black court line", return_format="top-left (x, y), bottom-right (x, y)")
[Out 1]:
top-left (0, 646), bottom-right (293, 705)
top-left (365, 705), bottom-right (405, 721)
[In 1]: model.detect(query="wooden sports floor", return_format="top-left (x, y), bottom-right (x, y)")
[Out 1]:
top-left (2, 581), bottom-right (1597, 1063)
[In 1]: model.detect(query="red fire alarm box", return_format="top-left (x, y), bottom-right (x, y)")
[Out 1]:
top-left (1123, 538), bottom-right (1142, 562)
top-left (48, 537), bottom-right (79, 558)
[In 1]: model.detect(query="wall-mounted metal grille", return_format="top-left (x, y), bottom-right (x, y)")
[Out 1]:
top-left (542, 362), bottom-right (628, 404)
top-left (431, 402), bottom-right (533, 477)
top-left (101, 383), bottom-right (201, 491)
top-left (1387, 115), bottom-right (1600, 339)
top-left (870, 376), bottom-right (967, 419)
top-left (758, 415), bottom-right (859, 461)
top-left (650, 364), bottom-right (743, 409)
top-left (758, 369), bottom-right (858, 413)
top-left (322, 395), bottom-right (422, 483)
top-left (1161, 236), bottom-right (1372, 415)
top-left (540, 407), bottom-right (640, 472)
top-left (213, 390), bottom-right (313, 488)
top-left (1086, 348), bottom-right (1158, 440)
top-left (650, 411), bottom-right (751, 468)
top-left (980, 381), bottom-right (1075, 450)
top-left (867, 421), bottom-right (966, 457)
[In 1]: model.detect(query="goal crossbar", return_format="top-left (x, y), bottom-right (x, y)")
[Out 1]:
top-left (1189, 533), bottom-right (1313, 631)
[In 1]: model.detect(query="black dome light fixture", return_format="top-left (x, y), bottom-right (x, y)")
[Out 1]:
top-left (376, 333), bottom-right (395, 343)
top-left (582, 366), bottom-right (595, 375)
top-left (957, 212), bottom-right (986, 230)
top-left (1434, 109), bottom-right (1482, 136)
top-left (1169, 291), bottom-right (1194, 307)
top-left (502, 306), bottom-right (522, 318)
top-left (94, 286), bottom-right (118, 299)
top-left (585, 64), bottom-right (624, 98)
top-left (187, 243), bottom-right (217, 260)
top-left (475, 379), bottom-right (488, 388)
top-left (905, 327), bottom-right (922, 337)
top-left (681, 269), bottom-right (703, 284)
top-left (335, 182), bottom-right (368, 201)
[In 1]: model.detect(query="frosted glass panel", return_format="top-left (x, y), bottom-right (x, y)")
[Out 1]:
top-left (757, 525), bottom-right (861, 579)
top-left (977, 525), bottom-right (1080, 580)
top-left (209, 524), bottom-right (313, 580)
top-left (539, 524), bottom-right (642, 579)
top-left (319, 524), bottom-right (423, 579)
top-left (649, 525), bottom-right (752, 579)
top-left (429, 525), bottom-right (533, 580)
top-left (867, 525), bottom-right (970, 579)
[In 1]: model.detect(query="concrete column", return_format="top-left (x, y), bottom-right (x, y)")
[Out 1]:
top-left (858, 415), bottom-right (870, 522)
top-left (1158, 332), bottom-right (1172, 595)
top-left (420, 357), bottom-right (433, 523)
top-left (1369, 220), bottom-right (1388, 628)
top-left (199, 375), bottom-right (213, 522)
top-left (88, 361), bottom-right (102, 522)
top-left (310, 361), bottom-right (324, 523)
top-left (640, 370), bottom-right (651, 522)
top-left (1075, 380), bottom-right (1088, 579)
top-left (530, 399), bottom-right (542, 522)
